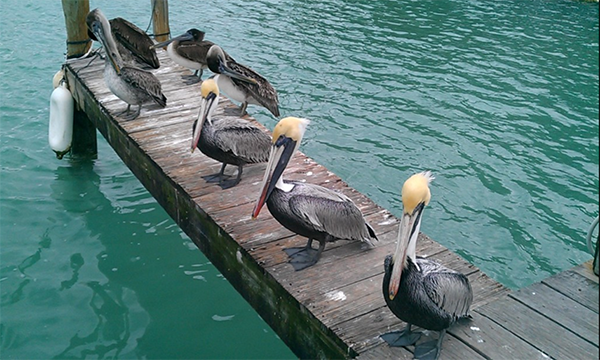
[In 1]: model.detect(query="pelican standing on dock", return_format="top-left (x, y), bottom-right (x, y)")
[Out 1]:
top-left (86, 9), bottom-right (167, 120)
top-left (382, 171), bottom-right (472, 360)
top-left (151, 29), bottom-right (218, 83)
top-left (192, 78), bottom-right (271, 189)
top-left (252, 117), bottom-right (377, 271)
top-left (88, 16), bottom-right (160, 69)
top-left (207, 45), bottom-right (280, 117)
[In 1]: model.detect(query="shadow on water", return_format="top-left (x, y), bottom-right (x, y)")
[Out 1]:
top-left (0, 231), bottom-right (50, 306)
top-left (54, 281), bottom-right (131, 360)
top-left (41, 157), bottom-right (293, 359)
top-left (47, 159), bottom-right (132, 359)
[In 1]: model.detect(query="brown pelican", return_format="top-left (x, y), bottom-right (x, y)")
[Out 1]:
top-left (207, 45), bottom-right (280, 117)
top-left (151, 29), bottom-right (218, 83)
top-left (88, 17), bottom-right (160, 69)
top-left (252, 117), bottom-right (377, 270)
top-left (192, 78), bottom-right (271, 189)
top-left (382, 171), bottom-right (472, 360)
top-left (86, 9), bottom-right (167, 120)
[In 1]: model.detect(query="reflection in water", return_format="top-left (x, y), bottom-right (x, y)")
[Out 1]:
top-left (1, 230), bottom-right (52, 307)
top-left (44, 158), bottom-right (291, 359)
top-left (60, 253), bottom-right (85, 290)
top-left (50, 159), bottom-right (135, 359)
top-left (54, 281), bottom-right (130, 359)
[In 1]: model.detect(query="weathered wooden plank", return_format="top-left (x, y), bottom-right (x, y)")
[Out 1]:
top-left (510, 281), bottom-right (598, 345)
top-left (328, 260), bottom-right (507, 354)
top-left (356, 342), bottom-right (413, 360)
top-left (572, 260), bottom-right (599, 284)
top-left (63, 49), bottom-right (549, 360)
top-left (449, 311), bottom-right (555, 359)
top-left (343, 308), bottom-right (487, 360)
top-left (542, 268), bottom-right (599, 313)
top-left (65, 59), bottom-right (353, 360)
top-left (476, 296), bottom-right (599, 359)
top-left (359, 330), bottom-right (487, 360)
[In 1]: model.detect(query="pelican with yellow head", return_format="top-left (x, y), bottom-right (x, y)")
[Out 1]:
top-left (252, 117), bottom-right (377, 271)
top-left (381, 171), bottom-right (472, 360)
top-left (191, 78), bottom-right (270, 189)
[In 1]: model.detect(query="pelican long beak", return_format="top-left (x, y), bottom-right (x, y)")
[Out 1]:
top-left (251, 136), bottom-right (296, 219)
top-left (90, 16), bottom-right (121, 74)
top-left (103, 39), bottom-right (121, 74)
top-left (388, 203), bottom-right (424, 300)
top-left (151, 32), bottom-right (193, 49)
top-left (191, 91), bottom-right (217, 152)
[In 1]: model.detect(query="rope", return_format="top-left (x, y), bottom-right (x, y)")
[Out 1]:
top-left (65, 39), bottom-right (93, 59)
top-left (66, 39), bottom-right (92, 45)
top-left (150, 31), bottom-right (170, 38)
top-left (587, 216), bottom-right (599, 255)
top-left (145, 0), bottom-right (158, 33)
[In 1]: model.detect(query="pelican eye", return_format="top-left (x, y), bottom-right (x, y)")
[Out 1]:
top-left (206, 92), bottom-right (217, 101)
top-left (275, 135), bottom-right (292, 147)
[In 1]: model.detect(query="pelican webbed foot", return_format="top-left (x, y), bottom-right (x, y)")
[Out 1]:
top-left (380, 324), bottom-right (422, 347)
top-left (203, 173), bottom-right (229, 183)
top-left (182, 74), bottom-right (202, 85)
top-left (114, 104), bottom-right (131, 117)
top-left (203, 163), bottom-right (230, 184)
top-left (218, 165), bottom-right (243, 189)
top-left (413, 329), bottom-right (445, 360)
top-left (115, 104), bottom-right (141, 120)
top-left (219, 177), bottom-right (241, 189)
top-left (284, 239), bottom-right (325, 271)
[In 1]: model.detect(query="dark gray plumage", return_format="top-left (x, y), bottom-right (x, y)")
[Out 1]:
top-left (267, 181), bottom-right (377, 268)
top-left (192, 78), bottom-right (270, 189)
top-left (109, 17), bottom-right (160, 69)
top-left (381, 172), bottom-right (472, 360)
top-left (88, 16), bottom-right (160, 69)
top-left (252, 117), bottom-right (377, 271)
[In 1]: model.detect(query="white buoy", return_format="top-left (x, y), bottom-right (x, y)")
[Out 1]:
top-left (49, 80), bottom-right (74, 159)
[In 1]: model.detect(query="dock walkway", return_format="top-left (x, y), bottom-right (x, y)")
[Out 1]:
top-left (64, 51), bottom-right (597, 359)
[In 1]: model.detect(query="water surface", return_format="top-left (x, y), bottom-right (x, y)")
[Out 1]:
top-left (1, 0), bottom-right (598, 358)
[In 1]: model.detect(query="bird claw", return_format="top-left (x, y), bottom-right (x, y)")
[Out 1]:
top-left (413, 339), bottom-right (441, 360)
top-left (182, 74), bottom-right (201, 85)
top-left (284, 247), bottom-right (319, 271)
top-left (380, 328), bottom-right (422, 347)
top-left (202, 173), bottom-right (230, 183)
top-left (115, 106), bottom-right (140, 120)
top-left (218, 177), bottom-right (241, 189)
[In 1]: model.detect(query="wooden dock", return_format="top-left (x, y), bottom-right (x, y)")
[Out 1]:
top-left (63, 51), bottom-right (598, 359)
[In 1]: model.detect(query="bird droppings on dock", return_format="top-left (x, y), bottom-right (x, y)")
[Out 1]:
top-left (326, 291), bottom-right (347, 302)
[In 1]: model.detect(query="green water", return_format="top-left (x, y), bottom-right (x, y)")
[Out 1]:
top-left (1, 0), bottom-right (598, 358)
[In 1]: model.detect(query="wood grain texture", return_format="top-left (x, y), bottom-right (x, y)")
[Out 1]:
top-left (64, 50), bottom-right (597, 360)
top-left (476, 295), bottom-right (598, 359)
top-left (61, 0), bottom-right (91, 59)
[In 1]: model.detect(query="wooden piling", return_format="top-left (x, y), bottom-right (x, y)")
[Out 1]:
top-left (151, 0), bottom-right (170, 43)
top-left (70, 107), bottom-right (98, 158)
top-left (61, 0), bottom-right (92, 59)
top-left (61, 0), bottom-right (96, 157)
